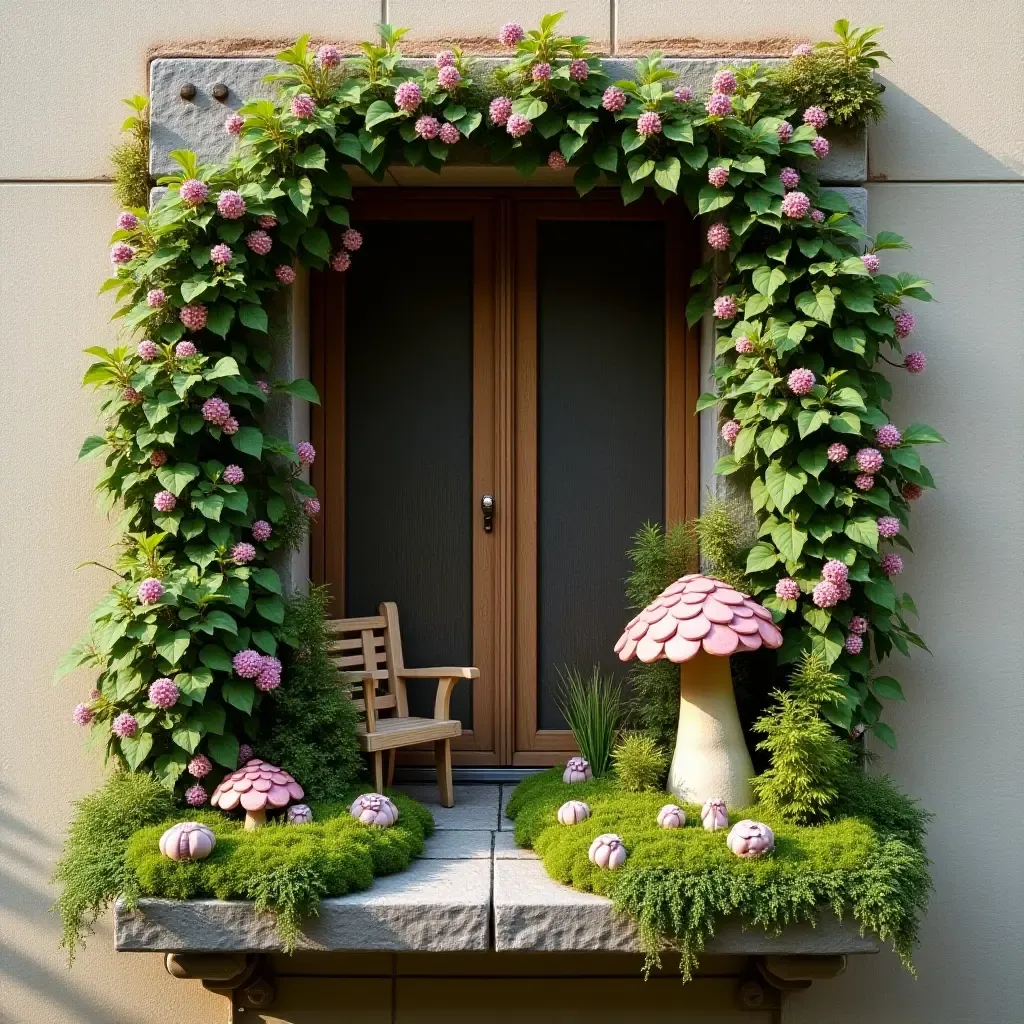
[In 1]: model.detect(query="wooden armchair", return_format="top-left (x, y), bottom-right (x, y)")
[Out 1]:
top-left (326, 601), bottom-right (479, 806)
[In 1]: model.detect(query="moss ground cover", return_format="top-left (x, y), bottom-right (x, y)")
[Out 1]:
top-left (506, 768), bottom-right (930, 979)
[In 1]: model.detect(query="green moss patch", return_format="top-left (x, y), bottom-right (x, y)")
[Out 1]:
top-left (506, 769), bottom-right (930, 979)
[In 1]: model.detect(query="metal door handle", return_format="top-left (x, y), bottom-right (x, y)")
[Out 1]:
top-left (481, 494), bottom-right (494, 533)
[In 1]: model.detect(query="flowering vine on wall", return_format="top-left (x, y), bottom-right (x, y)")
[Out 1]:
top-left (62, 13), bottom-right (940, 801)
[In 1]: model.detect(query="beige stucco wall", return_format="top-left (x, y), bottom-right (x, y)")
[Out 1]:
top-left (1, 2), bottom-right (1021, 1022)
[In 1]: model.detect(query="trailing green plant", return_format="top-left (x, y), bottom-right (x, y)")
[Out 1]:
top-left (506, 767), bottom-right (930, 981)
top-left (750, 651), bottom-right (856, 821)
top-left (111, 95), bottom-right (151, 208)
top-left (259, 585), bottom-right (363, 800)
top-left (556, 666), bottom-right (623, 776)
top-left (612, 732), bottom-right (668, 792)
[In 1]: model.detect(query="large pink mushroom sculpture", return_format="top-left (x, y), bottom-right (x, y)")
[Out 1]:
top-left (211, 758), bottom-right (305, 830)
top-left (615, 573), bottom-right (782, 807)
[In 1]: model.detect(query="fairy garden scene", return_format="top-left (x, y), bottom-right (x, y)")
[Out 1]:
top-left (57, 13), bottom-right (936, 978)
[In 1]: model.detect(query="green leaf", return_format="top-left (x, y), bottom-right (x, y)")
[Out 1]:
top-left (797, 447), bottom-right (828, 478)
top-left (78, 435), bottom-right (108, 460)
top-left (872, 676), bottom-right (906, 701)
top-left (865, 579), bottom-right (897, 610)
top-left (681, 144), bottom-right (708, 170)
top-left (752, 265), bottom-right (787, 297)
top-left (831, 387), bottom-right (866, 410)
top-left (733, 425), bottom-right (757, 460)
top-left (845, 517), bottom-right (879, 550)
top-left (832, 327), bottom-right (866, 354)
top-left (829, 412), bottom-right (861, 434)
top-left (191, 492), bottom-right (225, 521)
top-left (559, 132), bottom-right (587, 161)
top-left (154, 751), bottom-right (188, 790)
top-left (199, 645), bottom-right (233, 672)
top-left (746, 542), bottom-right (779, 573)
top-left (902, 423), bottom-right (946, 445)
top-left (713, 455), bottom-right (741, 476)
top-left (797, 408), bottom-right (830, 438)
top-left (207, 356), bottom-right (241, 380)
top-left (512, 97), bottom-right (548, 120)
top-left (251, 630), bottom-right (278, 654)
top-left (231, 426), bottom-right (263, 458)
top-left (573, 163), bottom-right (600, 196)
top-left (301, 227), bottom-right (332, 261)
top-left (662, 120), bottom-right (692, 144)
top-left (222, 678), bottom-right (256, 715)
top-left (156, 462), bottom-right (199, 496)
top-left (698, 185), bottom-right (733, 213)
top-left (765, 462), bottom-right (807, 512)
top-left (620, 128), bottom-right (644, 153)
top-left (797, 237), bottom-right (822, 258)
top-left (870, 722), bottom-right (898, 749)
top-left (252, 567), bottom-right (282, 594)
top-left (256, 595), bottom-right (285, 623)
top-left (239, 303), bottom-right (269, 333)
top-left (771, 520), bottom-right (808, 562)
top-left (795, 286), bottom-right (835, 324)
top-left (277, 378), bottom-right (321, 403)
top-left (207, 731), bottom-right (241, 768)
top-left (154, 629), bottom-right (190, 666)
top-left (620, 179), bottom-right (645, 205)
top-left (120, 732), bottom-right (154, 771)
top-left (654, 156), bottom-right (681, 193)
top-left (593, 144), bottom-right (619, 173)
top-left (205, 303), bottom-right (235, 338)
top-left (175, 666), bottom-right (213, 699)
top-left (744, 294), bottom-right (770, 318)
top-left (203, 609), bottom-right (239, 634)
top-left (295, 144), bottom-right (327, 169)
top-left (627, 154), bottom-right (655, 183)
top-left (804, 478), bottom-right (835, 507)
top-left (758, 422), bottom-right (790, 456)
top-left (365, 99), bottom-right (399, 130)
top-left (694, 392), bottom-right (722, 412)
top-left (840, 286), bottom-right (877, 314)
top-left (566, 110), bottom-right (598, 135)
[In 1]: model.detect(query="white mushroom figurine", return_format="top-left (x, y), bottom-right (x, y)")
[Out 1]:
top-left (588, 833), bottom-right (628, 870)
top-left (657, 804), bottom-right (686, 829)
top-left (701, 798), bottom-right (729, 832)
top-left (557, 800), bottom-right (592, 825)
top-left (562, 757), bottom-right (593, 784)
top-left (159, 821), bottom-right (216, 861)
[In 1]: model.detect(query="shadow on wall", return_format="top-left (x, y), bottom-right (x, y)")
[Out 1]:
top-left (868, 79), bottom-right (1023, 179)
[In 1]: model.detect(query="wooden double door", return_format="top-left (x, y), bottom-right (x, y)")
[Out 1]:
top-left (311, 189), bottom-right (699, 766)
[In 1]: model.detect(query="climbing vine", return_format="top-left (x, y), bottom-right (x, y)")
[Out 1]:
top-left (62, 14), bottom-right (938, 800)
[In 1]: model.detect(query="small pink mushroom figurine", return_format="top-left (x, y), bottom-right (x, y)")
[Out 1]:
top-left (701, 798), bottom-right (729, 832)
top-left (286, 804), bottom-right (314, 825)
top-left (159, 821), bottom-right (216, 861)
top-left (557, 800), bottom-right (591, 825)
top-left (727, 819), bottom-right (775, 858)
top-left (350, 793), bottom-right (400, 828)
top-left (210, 758), bottom-right (305, 830)
top-left (588, 833), bottom-right (628, 870)
top-left (657, 804), bottom-right (686, 829)
top-left (562, 757), bottom-right (593, 784)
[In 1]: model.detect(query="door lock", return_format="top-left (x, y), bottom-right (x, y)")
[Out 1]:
top-left (481, 494), bottom-right (495, 533)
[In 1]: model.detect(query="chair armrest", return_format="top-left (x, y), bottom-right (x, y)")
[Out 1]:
top-left (397, 667), bottom-right (480, 680)
top-left (337, 670), bottom-right (390, 682)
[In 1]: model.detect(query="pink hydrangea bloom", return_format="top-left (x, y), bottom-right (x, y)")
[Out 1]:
top-left (439, 122), bottom-right (460, 144)
top-left (705, 92), bottom-right (732, 116)
top-left (73, 703), bottom-right (94, 726)
top-left (708, 166), bottom-right (729, 188)
top-left (893, 309), bottom-right (916, 338)
top-left (222, 416), bottom-right (239, 435)
top-left (415, 115), bottom-right (440, 139)
top-left (811, 136), bottom-right (830, 159)
top-left (547, 150), bottom-right (567, 170)
top-left (257, 215), bottom-right (277, 229)
top-left (636, 111), bottom-right (662, 136)
top-left (837, 580), bottom-right (852, 601)
top-left (147, 288), bottom-right (167, 308)
top-left (138, 340), bottom-right (160, 361)
top-left (844, 633), bottom-right (864, 655)
top-left (122, 386), bottom-right (142, 404)
top-left (252, 520), bottom-right (272, 541)
top-left (233, 649), bottom-right (263, 678)
top-left (506, 113), bottom-right (532, 138)
top-left (180, 178), bottom-right (209, 206)
top-left (174, 340), bottom-right (197, 357)
top-left (881, 553), bottom-right (904, 576)
top-left (137, 577), bottom-right (164, 604)
top-left (827, 443), bottom-right (848, 463)
top-left (297, 441), bottom-right (316, 465)
top-left (291, 94), bottom-right (315, 119)
top-left (317, 44), bottom-right (342, 68)
top-left (706, 222), bottom-right (731, 250)
top-left (232, 542), bottom-right (256, 564)
top-left (341, 229), bottom-right (363, 252)
top-left (110, 242), bottom-right (136, 264)
top-left (202, 397), bottom-right (231, 425)
top-left (787, 368), bottom-right (815, 395)
top-left (188, 753), bottom-right (212, 778)
top-left (238, 743), bottom-right (255, 764)
top-left (812, 580), bottom-right (841, 608)
top-left (275, 264), bottom-right (297, 284)
top-left (569, 59), bottom-right (589, 81)
top-left (395, 81), bottom-right (422, 112)
top-left (148, 678), bottom-right (180, 709)
top-left (150, 449), bottom-right (167, 467)
top-left (822, 559), bottom-right (849, 585)
top-left (331, 250), bottom-right (352, 272)
top-left (792, 43), bottom-right (813, 56)
top-left (304, 497), bottom-right (321, 517)
top-left (112, 712), bottom-right (138, 738)
top-left (435, 50), bottom-right (456, 68)
top-left (735, 335), bottom-right (754, 354)
top-left (777, 121), bottom-right (793, 143)
top-left (602, 87), bottom-right (626, 112)
top-left (223, 464), bottom-right (245, 484)
top-left (876, 424), bottom-right (902, 449)
top-left (255, 656), bottom-right (282, 692)
top-left (779, 167), bottom-right (800, 189)
top-left (439, 65), bottom-right (462, 89)
top-left (861, 253), bottom-right (880, 274)
top-left (902, 482), bottom-right (923, 501)
top-left (877, 516), bottom-right (901, 538)
top-left (210, 243), bottom-right (233, 265)
top-left (117, 212), bottom-right (139, 231)
top-left (246, 230), bottom-right (272, 255)
top-left (674, 85), bottom-right (693, 102)
top-left (711, 70), bottom-right (737, 95)
top-left (530, 62), bottom-right (551, 82)
top-left (498, 23), bottom-right (525, 47)
top-left (255, 379), bottom-right (270, 395)
top-left (854, 473), bottom-right (875, 491)
top-left (849, 615), bottom-right (869, 634)
top-left (713, 295), bottom-right (738, 319)
top-left (489, 96), bottom-right (512, 125)
top-left (153, 490), bottom-right (177, 512)
top-left (803, 105), bottom-right (828, 128)
top-left (856, 447), bottom-right (884, 473)
top-left (782, 191), bottom-right (811, 218)
top-left (720, 420), bottom-right (741, 445)
top-left (217, 191), bottom-right (246, 219)
top-left (179, 304), bottom-right (207, 331)
top-left (185, 784), bottom-right (208, 807)
top-left (904, 350), bottom-right (927, 374)
top-left (811, 208), bottom-right (825, 222)
top-left (776, 578), bottom-right (800, 601)
top-left (225, 113), bottom-right (245, 136)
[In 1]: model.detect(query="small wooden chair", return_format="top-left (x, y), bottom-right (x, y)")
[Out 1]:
top-left (326, 601), bottom-right (479, 807)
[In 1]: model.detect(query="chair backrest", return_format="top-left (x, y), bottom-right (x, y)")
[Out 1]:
top-left (326, 603), bottom-right (409, 719)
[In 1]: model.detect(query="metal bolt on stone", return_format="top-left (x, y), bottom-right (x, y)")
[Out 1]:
top-left (212, 83), bottom-right (229, 101)
top-left (179, 82), bottom-right (197, 101)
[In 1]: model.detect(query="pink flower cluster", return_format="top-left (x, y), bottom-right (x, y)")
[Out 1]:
top-left (291, 94), bottom-right (315, 119)
top-left (506, 113), bottom-right (532, 138)
top-left (202, 397), bottom-right (231, 425)
top-left (788, 368), bottom-right (815, 395)
top-left (876, 424), bottom-right (902, 449)
top-left (225, 113), bottom-right (244, 136)
top-left (854, 473), bottom-right (875, 491)
top-left (705, 92), bottom-right (732, 116)
top-left (636, 111), bottom-right (662, 136)
top-left (435, 50), bottom-right (456, 68)
top-left (811, 136), bottom-right (830, 159)
top-left (803, 105), bottom-right (828, 129)
top-left (331, 250), bottom-right (351, 272)
top-left (179, 304), bottom-right (207, 331)
top-left (777, 121), bottom-right (793, 143)
top-left (782, 191), bottom-right (810, 219)
top-left (489, 96), bottom-right (513, 125)
top-left (707, 222), bottom-right (730, 250)
top-left (117, 212), bottom-right (139, 231)
top-left (232, 542), bottom-right (256, 564)
top-left (415, 115), bottom-right (439, 139)
top-left (775, 577), bottom-right (800, 600)
top-left (153, 490), bottom-right (176, 512)
top-left (861, 253), bottom-right (880, 274)
top-left (175, 340), bottom-right (197, 357)
top-left (73, 703), bottom-right (94, 726)
top-left (735, 335), bottom-right (754, 354)
top-left (395, 81), bottom-right (422, 112)
top-left (779, 167), bottom-right (800, 190)
top-left (304, 497), bottom-right (321, 517)
top-left (439, 65), bottom-right (462, 89)
top-left (903, 483), bottom-right (923, 501)
top-left (122, 386), bottom-right (142, 404)
top-left (317, 44), bottom-right (342, 68)
top-left (844, 633), bottom-right (863, 654)
top-left (342, 229), bottom-right (362, 251)
top-left (148, 678), bottom-right (180, 708)
top-left (210, 243), bottom-right (233, 265)
top-left (233, 649), bottom-right (283, 691)
top-left (720, 420), bottom-right (741, 445)
top-left (252, 520), bottom-right (272, 541)
top-left (217, 191), bottom-right (246, 219)
top-left (822, 559), bottom-right (848, 584)
top-left (711, 70), bottom-right (737, 94)
top-left (138, 339), bottom-right (160, 361)
top-left (223, 464), bottom-right (245, 484)
top-left (602, 87), bottom-right (626, 113)
top-left (827, 443), bottom-right (848, 463)
top-left (296, 441), bottom-right (316, 465)
top-left (674, 85), bottom-right (693, 102)
top-left (188, 753), bottom-right (212, 778)
top-left (276, 264), bottom-right (297, 284)
top-left (893, 309), bottom-right (916, 338)
top-left (877, 516), bottom-right (901, 538)
top-left (856, 448), bottom-right (884, 473)
top-left (180, 179), bottom-right (209, 206)
top-left (531, 63), bottom-right (551, 82)
top-left (137, 577), bottom-right (164, 604)
top-left (849, 616), bottom-right (869, 634)
top-left (256, 656), bottom-right (282, 691)
top-left (569, 59), bottom-right (589, 81)
top-left (147, 288), bottom-right (167, 308)
top-left (708, 166), bottom-right (729, 188)
top-left (246, 230), bottom-right (272, 255)
top-left (150, 449), bottom-right (167, 467)
top-left (792, 43), bottom-right (814, 56)
top-left (112, 712), bottom-right (138, 738)
top-left (713, 295), bottom-right (738, 319)
top-left (882, 553), bottom-right (904, 576)
top-left (547, 151), bottom-right (567, 170)
top-left (110, 242), bottom-right (136, 264)
top-left (904, 351), bottom-right (926, 374)
top-left (498, 23), bottom-right (525, 47)
top-left (185, 785), bottom-right (208, 807)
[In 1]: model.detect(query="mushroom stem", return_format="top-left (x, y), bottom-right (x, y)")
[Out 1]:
top-left (667, 649), bottom-right (754, 808)
top-left (244, 808), bottom-right (267, 831)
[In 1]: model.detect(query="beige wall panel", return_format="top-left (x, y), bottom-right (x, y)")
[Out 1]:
top-left (615, 0), bottom-right (1023, 182)
top-left (252, 977), bottom-right (392, 1022)
top-left (787, 182), bottom-right (1024, 1023)
top-left (0, 182), bottom-right (222, 1023)
top-left (1, 1), bottom-right (381, 180)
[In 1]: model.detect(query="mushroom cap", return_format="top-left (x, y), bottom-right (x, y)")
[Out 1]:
top-left (614, 574), bottom-right (782, 663)
top-left (210, 758), bottom-right (304, 813)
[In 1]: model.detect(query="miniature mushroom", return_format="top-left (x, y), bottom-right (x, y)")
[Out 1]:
top-left (286, 804), bottom-right (314, 825)
top-left (657, 804), bottom-right (686, 829)
top-left (701, 798), bottom-right (729, 831)
top-left (210, 758), bottom-right (305, 830)
top-left (615, 574), bottom-right (782, 808)
top-left (159, 821), bottom-right (216, 861)
top-left (557, 800), bottom-right (591, 825)
top-left (727, 819), bottom-right (775, 858)
top-left (350, 793), bottom-right (400, 828)
top-left (562, 757), bottom-right (593, 784)
top-left (588, 833), bottom-right (628, 870)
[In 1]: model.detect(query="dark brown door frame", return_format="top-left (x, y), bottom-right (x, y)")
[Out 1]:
top-left (310, 188), bottom-right (700, 768)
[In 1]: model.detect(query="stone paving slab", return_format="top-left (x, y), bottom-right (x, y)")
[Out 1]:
top-left (395, 784), bottom-right (500, 831)
top-left (498, 785), bottom-right (514, 830)
top-left (420, 829), bottom-right (493, 860)
top-left (492, 831), bottom-right (537, 860)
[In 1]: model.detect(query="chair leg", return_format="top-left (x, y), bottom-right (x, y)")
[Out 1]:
top-left (434, 739), bottom-right (454, 807)
top-left (371, 751), bottom-right (384, 794)
top-left (385, 749), bottom-right (396, 789)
